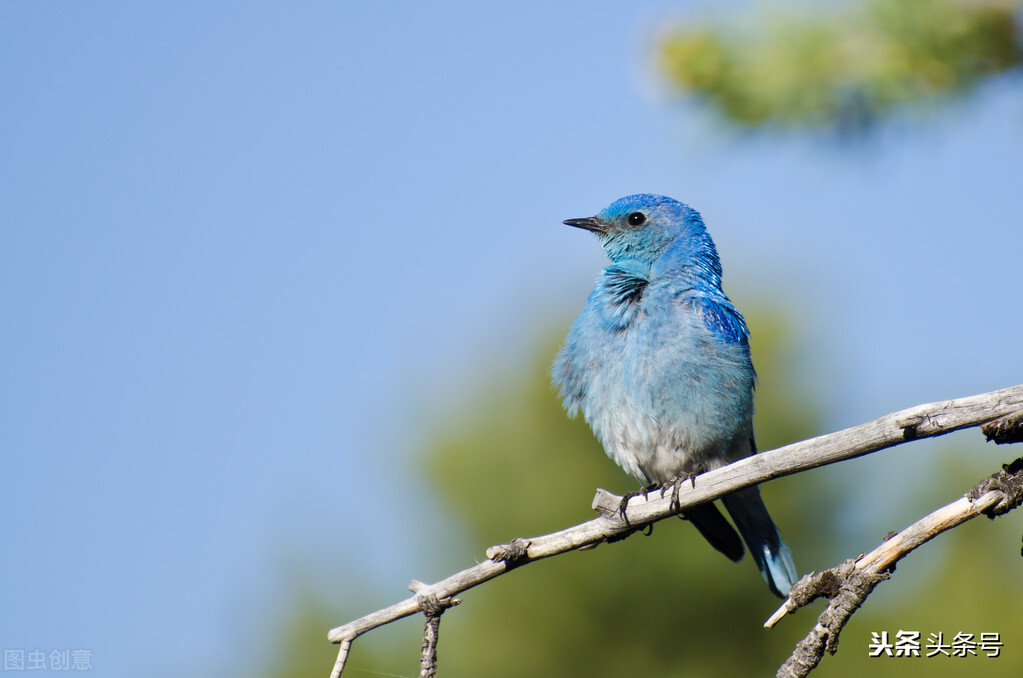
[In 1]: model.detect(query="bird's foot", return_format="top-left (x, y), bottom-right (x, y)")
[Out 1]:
top-left (617, 483), bottom-right (659, 527)
top-left (664, 472), bottom-right (699, 514)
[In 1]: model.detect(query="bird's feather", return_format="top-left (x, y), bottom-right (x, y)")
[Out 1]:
top-left (691, 295), bottom-right (750, 345)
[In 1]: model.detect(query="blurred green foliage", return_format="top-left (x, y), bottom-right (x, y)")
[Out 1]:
top-left (253, 310), bottom-right (1021, 678)
top-left (659, 0), bottom-right (1023, 131)
top-left (403, 315), bottom-right (1022, 677)
top-left (417, 316), bottom-right (823, 677)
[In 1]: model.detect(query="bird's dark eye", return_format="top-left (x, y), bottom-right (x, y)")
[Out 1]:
top-left (627, 212), bottom-right (646, 227)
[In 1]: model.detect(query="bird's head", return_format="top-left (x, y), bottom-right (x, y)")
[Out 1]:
top-left (564, 194), bottom-right (721, 281)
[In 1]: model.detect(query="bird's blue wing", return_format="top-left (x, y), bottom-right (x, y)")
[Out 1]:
top-left (691, 295), bottom-right (750, 345)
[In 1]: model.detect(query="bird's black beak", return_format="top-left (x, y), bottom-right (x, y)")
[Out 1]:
top-left (563, 216), bottom-right (605, 233)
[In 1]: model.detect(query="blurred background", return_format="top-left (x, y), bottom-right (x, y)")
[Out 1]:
top-left (2, 1), bottom-right (1022, 676)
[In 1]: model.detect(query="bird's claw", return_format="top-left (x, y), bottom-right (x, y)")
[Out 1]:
top-left (617, 483), bottom-right (659, 527)
top-left (666, 472), bottom-right (699, 513)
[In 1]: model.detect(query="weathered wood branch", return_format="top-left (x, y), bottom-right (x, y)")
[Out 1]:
top-left (326, 384), bottom-right (1023, 677)
top-left (409, 580), bottom-right (457, 678)
top-left (772, 456), bottom-right (1023, 678)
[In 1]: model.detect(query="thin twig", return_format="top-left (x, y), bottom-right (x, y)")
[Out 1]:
top-left (411, 580), bottom-right (456, 678)
top-left (326, 384), bottom-right (1023, 676)
top-left (328, 638), bottom-right (351, 678)
top-left (419, 613), bottom-right (441, 678)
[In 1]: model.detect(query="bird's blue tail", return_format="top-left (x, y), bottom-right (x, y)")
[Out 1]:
top-left (721, 487), bottom-right (797, 598)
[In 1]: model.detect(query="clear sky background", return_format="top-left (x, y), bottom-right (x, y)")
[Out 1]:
top-left (2, 2), bottom-right (1021, 677)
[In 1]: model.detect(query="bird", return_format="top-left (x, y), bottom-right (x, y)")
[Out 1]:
top-left (552, 193), bottom-right (797, 598)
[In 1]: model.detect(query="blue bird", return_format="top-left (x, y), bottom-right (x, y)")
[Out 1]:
top-left (552, 194), bottom-right (797, 598)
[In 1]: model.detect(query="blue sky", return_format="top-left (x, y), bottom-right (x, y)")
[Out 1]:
top-left (2, 2), bottom-right (1021, 677)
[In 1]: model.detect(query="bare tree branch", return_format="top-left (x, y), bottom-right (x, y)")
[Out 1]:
top-left (419, 613), bottom-right (441, 678)
top-left (772, 457), bottom-right (1023, 677)
top-left (328, 639), bottom-right (350, 678)
top-left (326, 384), bottom-right (1023, 676)
top-left (409, 580), bottom-right (458, 678)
